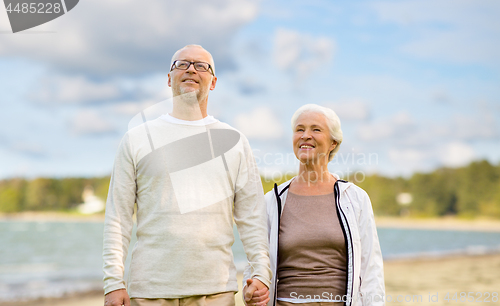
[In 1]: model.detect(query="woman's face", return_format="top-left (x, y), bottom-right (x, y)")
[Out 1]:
top-left (293, 111), bottom-right (337, 165)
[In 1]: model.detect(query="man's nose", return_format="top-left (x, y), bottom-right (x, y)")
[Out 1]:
top-left (186, 63), bottom-right (197, 73)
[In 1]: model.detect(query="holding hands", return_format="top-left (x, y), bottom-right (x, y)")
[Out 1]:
top-left (243, 278), bottom-right (270, 306)
top-left (104, 289), bottom-right (130, 306)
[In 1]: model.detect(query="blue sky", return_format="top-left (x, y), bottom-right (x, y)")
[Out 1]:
top-left (0, 0), bottom-right (499, 179)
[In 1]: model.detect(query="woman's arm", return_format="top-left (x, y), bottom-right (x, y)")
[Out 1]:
top-left (357, 189), bottom-right (386, 305)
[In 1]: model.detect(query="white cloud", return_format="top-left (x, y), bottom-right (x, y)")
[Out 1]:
top-left (234, 106), bottom-right (284, 140)
top-left (392, 112), bottom-right (413, 126)
top-left (387, 141), bottom-right (476, 175)
top-left (71, 110), bottom-right (116, 135)
top-left (30, 75), bottom-right (121, 104)
top-left (431, 112), bottom-right (499, 141)
top-left (29, 73), bottom-right (171, 106)
top-left (357, 111), bottom-right (415, 142)
top-left (438, 142), bottom-right (475, 167)
top-left (274, 28), bottom-right (335, 79)
top-left (323, 100), bottom-right (370, 121)
top-left (388, 148), bottom-right (427, 167)
top-left (371, 0), bottom-right (500, 64)
top-left (10, 142), bottom-right (46, 158)
top-left (432, 89), bottom-right (452, 104)
top-left (0, 0), bottom-right (260, 77)
top-left (237, 76), bottom-right (267, 95)
top-left (450, 113), bottom-right (499, 140)
top-left (333, 74), bottom-right (417, 100)
top-left (110, 100), bottom-right (159, 116)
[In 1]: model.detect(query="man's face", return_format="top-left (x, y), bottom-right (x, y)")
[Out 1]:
top-left (168, 47), bottom-right (217, 101)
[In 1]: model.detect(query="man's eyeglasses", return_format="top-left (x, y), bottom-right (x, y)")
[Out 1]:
top-left (170, 60), bottom-right (214, 75)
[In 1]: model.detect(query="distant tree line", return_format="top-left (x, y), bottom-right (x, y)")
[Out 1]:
top-left (354, 160), bottom-right (500, 218)
top-left (1, 160), bottom-right (499, 218)
top-left (0, 176), bottom-right (110, 213)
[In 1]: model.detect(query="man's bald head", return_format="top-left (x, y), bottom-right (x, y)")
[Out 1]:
top-left (171, 45), bottom-right (215, 75)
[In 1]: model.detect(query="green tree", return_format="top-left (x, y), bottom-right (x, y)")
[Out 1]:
top-left (455, 160), bottom-right (499, 217)
top-left (57, 178), bottom-right (87, 209)
top-left (24, 178), bottom-right (58, 211)
top-left (0, 187), bottom-right (22, 212)
top-left (357, 175), bottom-right (402, 216)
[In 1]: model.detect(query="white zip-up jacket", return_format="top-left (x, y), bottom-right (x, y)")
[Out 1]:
top-left (244, 174), bottom-right (385, 306)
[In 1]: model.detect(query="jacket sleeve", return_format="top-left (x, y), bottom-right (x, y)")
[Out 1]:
top-left (233, 134), bottom-right (272, 289)
top-left (102, 133), bottom-right (137, 295)
top-left (356, 188), bottom-right (385, 305)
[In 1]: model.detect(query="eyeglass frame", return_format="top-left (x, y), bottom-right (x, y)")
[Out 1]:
top-left (170, 60), bottom-right (215, 75)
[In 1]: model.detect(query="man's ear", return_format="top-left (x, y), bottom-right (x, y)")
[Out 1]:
top-left (210, 76), bottom-right (217, 91)
top-left (167, 73), bottom-right (172, 87)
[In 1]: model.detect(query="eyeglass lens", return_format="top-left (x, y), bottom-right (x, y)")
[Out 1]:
top-left (175, 61), bottom-right (209, 72)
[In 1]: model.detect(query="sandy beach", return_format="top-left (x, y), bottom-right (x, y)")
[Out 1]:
top-left (5, 253), bottom-right (498, 306)
top-left (384, 253), bottom-right (500, 305)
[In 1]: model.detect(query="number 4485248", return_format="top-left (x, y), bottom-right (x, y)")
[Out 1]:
top-left (444, 292), bottom-right (498, 303)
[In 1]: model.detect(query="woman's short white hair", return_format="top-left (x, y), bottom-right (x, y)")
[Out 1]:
top-left (291, 104), bottom-right (343, 162)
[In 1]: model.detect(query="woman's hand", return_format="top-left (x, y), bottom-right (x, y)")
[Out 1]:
top-left (243, 278), bottom-right (270, 306)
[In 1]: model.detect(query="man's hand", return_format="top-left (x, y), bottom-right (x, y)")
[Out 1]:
top-left (243, 278), bottom-right (270, 306)
top-left (104, 289), bottom-right (130, 306)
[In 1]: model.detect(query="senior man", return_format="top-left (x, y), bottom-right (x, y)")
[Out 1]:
top-left (103, 45), bottom-right (271, 306)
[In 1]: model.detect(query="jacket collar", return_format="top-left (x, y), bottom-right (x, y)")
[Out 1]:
top-left (275, 172), bottom-right (352, 196)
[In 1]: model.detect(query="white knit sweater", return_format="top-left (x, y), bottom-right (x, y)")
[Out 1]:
top-left (102, 116), bottom-right (271, 298)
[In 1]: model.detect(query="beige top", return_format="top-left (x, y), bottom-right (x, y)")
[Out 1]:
top-left (277, 192), bottom-right (347, 300)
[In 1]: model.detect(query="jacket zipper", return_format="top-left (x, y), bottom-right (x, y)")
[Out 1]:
top-left (272, 182), bottom-right (289, 306)
top-left (335, 180), bottom-right (354, 306)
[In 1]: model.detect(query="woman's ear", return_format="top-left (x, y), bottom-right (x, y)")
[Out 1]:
top-left (330, 140), bottom-right (337, 152)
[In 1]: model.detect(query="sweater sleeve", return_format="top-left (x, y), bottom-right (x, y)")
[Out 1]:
top-left (102, 133), bottom-right (137, 295)
top-left (233, 135), bottom-right (272, 288)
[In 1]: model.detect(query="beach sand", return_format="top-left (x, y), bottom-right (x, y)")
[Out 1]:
top-left (383, 254), bottom-right (500, 305)
top-left (8, 254), bottom-right (498, 306)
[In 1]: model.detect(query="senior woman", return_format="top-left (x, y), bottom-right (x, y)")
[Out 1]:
top-left (243, 104), bottom-right (385, 306)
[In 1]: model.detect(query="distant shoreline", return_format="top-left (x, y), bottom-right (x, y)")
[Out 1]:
top-left (375, 216), bottom-right (500, 232)
top-left (2, 212), bottom-right (500, 232)
top-left (0, 211), bottom-right (105, 222)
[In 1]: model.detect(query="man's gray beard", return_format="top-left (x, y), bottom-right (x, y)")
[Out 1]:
top-left (177, 90), bottom-right (198, 105)
top-left (177, 87), bottom-right (208, 104)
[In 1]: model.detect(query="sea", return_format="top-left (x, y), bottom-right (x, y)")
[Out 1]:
top-left (1, 220), bottom-right (500, 302)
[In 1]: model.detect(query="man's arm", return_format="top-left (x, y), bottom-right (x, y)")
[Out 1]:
top-left (102, 133), bottom-right (137, 296)
top-left (233, 135), bottom-right (272, 288)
